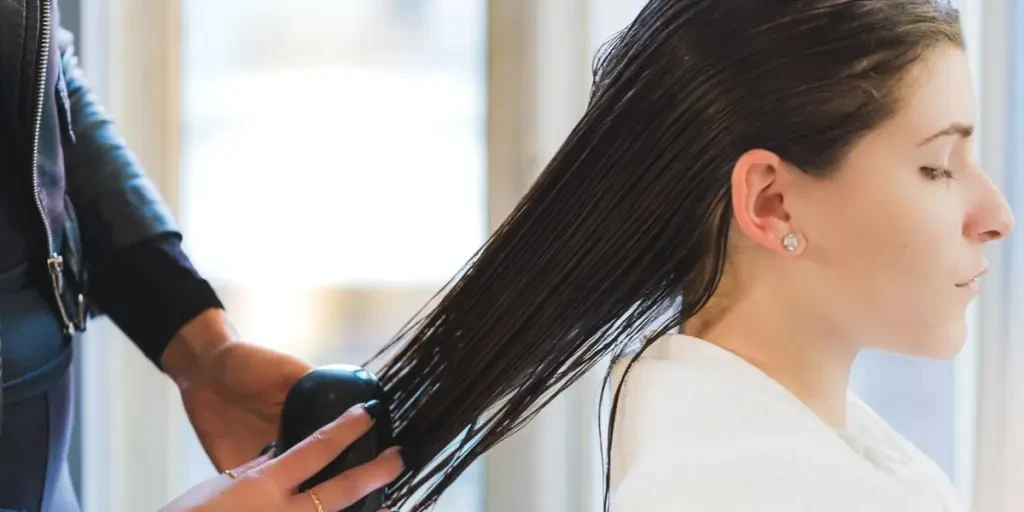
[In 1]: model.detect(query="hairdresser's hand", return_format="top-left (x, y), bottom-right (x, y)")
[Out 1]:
top-left (163, 310), bottom-right (315, 471)
top-left (178, 341), bottom-right (313, 471)
top-left (159, 402), bottom-right (404, 512)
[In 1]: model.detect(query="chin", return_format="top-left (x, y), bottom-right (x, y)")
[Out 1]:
top-left (923, 334), bottom-right (967, 360)
top-left (899, 322), bottom-right (968, 360)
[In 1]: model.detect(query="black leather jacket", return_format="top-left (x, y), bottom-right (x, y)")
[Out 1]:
top-left (0, 0), bottom-right (179, 336)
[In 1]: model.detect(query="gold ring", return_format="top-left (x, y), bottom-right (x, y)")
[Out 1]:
top-left (306, 489), bottom-right (325, 512)
top-left (223, 469), bottom-right (240, 480)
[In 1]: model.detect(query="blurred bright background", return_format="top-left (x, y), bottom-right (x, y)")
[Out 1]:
top-left (58, 0), bottom-right (1022, 510)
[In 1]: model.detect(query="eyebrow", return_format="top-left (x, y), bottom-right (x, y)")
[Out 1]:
top-left (918, 123), bottom-right (974, 146)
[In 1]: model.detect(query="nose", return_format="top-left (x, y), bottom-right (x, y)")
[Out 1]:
top-left (965, 171), bottom-right (1015, 243)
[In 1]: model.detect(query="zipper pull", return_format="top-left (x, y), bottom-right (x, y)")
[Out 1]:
top-left (48, 254), bottom-right (64, 293)
top-left (77, 293), bottom-right (87, 331)
top-left (46, 255), bottom-right (75, 337)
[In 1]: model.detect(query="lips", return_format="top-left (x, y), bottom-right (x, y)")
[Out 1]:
top-left (956, 267), bottom-right (988, 288)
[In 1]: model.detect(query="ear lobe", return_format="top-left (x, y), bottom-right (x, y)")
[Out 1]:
top-left (730, 149), bottom-right (801, 255)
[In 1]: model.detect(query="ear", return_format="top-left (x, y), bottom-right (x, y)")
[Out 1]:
top-left (730, 149), bottom-right (804, 256)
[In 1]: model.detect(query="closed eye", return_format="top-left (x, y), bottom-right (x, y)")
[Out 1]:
top-left (921, 166), bottom-right (955, 180)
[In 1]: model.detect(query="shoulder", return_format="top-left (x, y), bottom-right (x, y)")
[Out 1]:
top-left (607, 341), bottom-right (911, 511)
top-left (609, 360), bottom-right (866, 510)
top-left (610, 446), bottom-right (893, 512)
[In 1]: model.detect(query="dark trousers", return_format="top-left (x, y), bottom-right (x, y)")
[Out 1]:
top-left (0, 370), bottom-right (80, 512)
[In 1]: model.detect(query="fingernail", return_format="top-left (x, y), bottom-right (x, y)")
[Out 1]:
top-left (259, 441), bottom-right (277, 457)
top-left (363, 399), bottom-right (383, 421)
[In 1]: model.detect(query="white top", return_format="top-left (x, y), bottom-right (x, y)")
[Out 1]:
top-left (609, 334), bottom-right (965, 511)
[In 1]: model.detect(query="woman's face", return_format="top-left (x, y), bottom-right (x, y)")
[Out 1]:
top-left (789, 45), bottom-right (1015, 358)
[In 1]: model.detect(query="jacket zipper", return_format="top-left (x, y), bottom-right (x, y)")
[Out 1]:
top-left (30, 0), bottom-right (74, 336)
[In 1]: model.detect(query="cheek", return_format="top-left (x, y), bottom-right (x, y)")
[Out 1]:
top-left (802, 176), bottom-right (967, 348)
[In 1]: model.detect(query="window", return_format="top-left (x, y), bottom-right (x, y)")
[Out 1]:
top-left (180, 0), bottom-right (487, 287)
top-left (176, 1), bottom-right (488, 509)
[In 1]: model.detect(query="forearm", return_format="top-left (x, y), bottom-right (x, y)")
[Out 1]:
top-left (88, 235), bottom-right (232, 378)
top-left (161, 307), bottom-right (239, 387)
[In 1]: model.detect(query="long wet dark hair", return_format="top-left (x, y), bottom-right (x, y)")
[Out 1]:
top-left (366, 1), bottom-right (962, 510)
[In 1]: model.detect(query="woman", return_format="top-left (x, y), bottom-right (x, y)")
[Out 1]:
top-left (178, 0), bottom-right (1015, 510)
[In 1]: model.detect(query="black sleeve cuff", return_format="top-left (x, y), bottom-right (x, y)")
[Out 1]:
top-left (88, 234), bottom-right (224, 368)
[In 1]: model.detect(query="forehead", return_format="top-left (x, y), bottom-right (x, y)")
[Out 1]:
top-left (876, 45), bottom-right (976, 144)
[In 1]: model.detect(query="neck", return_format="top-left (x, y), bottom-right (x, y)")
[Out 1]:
top-left (684, 289), bottom-right (859, 429)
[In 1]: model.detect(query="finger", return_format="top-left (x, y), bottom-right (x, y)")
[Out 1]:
top-left (289, 446), bottom-right (404, 512)
top-left (222, 452), bottom-right (273, 481)
top-left (262, 400), bottom-right (380, 489)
